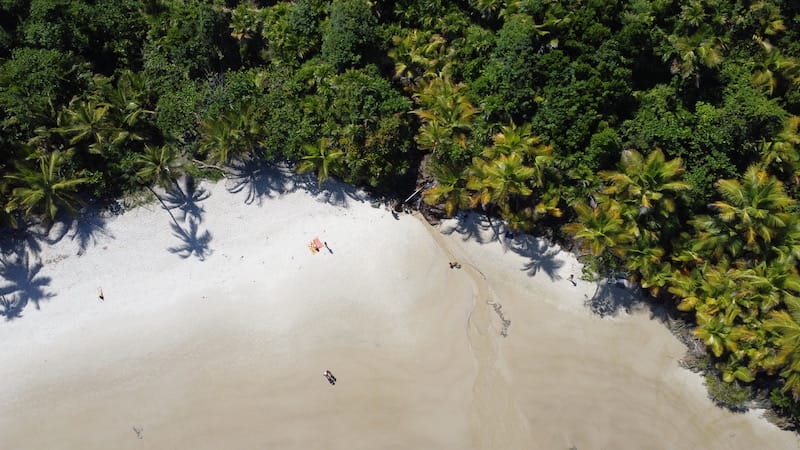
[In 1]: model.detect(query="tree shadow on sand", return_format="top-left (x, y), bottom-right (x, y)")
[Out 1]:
top-left (300, 176), bottom-right (369, 208)
top-left (0, 251), bottom-right (54, 321)
top-left (167, 219), bottom-right (212, 261)
top-left (226, 159), bottom-right (366, 208)
top-left (225, 159), bottom-right (300, 205)
top-left (162, 177), bottom-right (210, 224)
top-left (58, 209), bottom-right (114, 256)
top-left (583, 278), bottom-right (670, 323)
top-left (439, 212), bottom-right (564, 280)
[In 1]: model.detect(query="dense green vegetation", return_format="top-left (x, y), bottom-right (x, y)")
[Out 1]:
top-left (2, 0), bottom-right (800, 427)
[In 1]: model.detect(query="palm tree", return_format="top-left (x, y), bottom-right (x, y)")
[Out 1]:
top-left (423, 163), bottom-right (469, 217)
top-left (764, 296), bottom-right (800, 399)
top-left (709, 166), bottom-right (794, 255)
top-left (54, 99), bottom-right (117, 155)
top-left (751, 38), bottom-right (800, 96)
top-left (760, 116), bottom-right (800, 185)
top-left (466, 152), bottom-right (534, 211)
top-left (413, 76), bottom-right (478, 153)
top-left (4, 150), bottom-right (89, 223)
top-left (599, 148), bottom-right (691, 218)
top-left (198, 104), bottom-right (263, 165)
top-left (661, 27), bottom-right (725, 87)
top-left (388, 30), bottom-right (451, 85)
top-left (103, 70), bottom-right (155, 142)
top-left (484, 122), bottom-right (554, 187)
top-left (563, 199), bottom-right (633, 257)
top-left (296, 138), bottom-right (344, 187)
top-left (135, 144), bottom-right (188, 196)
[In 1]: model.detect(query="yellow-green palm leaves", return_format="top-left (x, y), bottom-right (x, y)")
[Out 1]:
top-left (563, 200), bottom-right (633, 257)
top-left (423, 164), bottom-right (469, 218)
top-left (599, 148), bottom-right (690, 217)
top-left (135, 144), bottom-right (187, 193)
top-left (5, 150), bottom-right (89, 223)
top-left (297, 138), bottom-right (344, 187)
top-left (765, 297), bottom-right (800, 399)
top-left (711, 166), bottom-right (793, 251)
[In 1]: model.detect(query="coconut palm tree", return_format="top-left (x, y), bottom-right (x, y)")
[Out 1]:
top-left (388, 30), bottom-right (451, 85)
top-left (135, 144), bottom-right (188, 197)
top-left (54, 99), bottom-right (117, 155)
top-left (198, 104), bottom-right (263, 166)
top-left (734, 256), bottom-right (800, 314)
top-left (764, 296), bottom-right (800, 399)
top-left (760, 116), bottom-right (800, 185)
top-left (599, 148), bottom-right (691, 218)
top-left (563, 199), bottom-right (633, 257)
top-left (709, 166), bottom-right (794, 255)
top-left (660, 27), bottom-right (725, 87)
top-left (4, 150), bottom-right (89, 223)
top-left (423, 163), bottom-right (469, 217)
top-left (751, 38), bottom-right (800, 97)
top-left (413, 76), bottom-right (478, 152)
top-left (297, 137), bottom-right (344, 188)
top-left (466, 152), bottom-right (534, 211)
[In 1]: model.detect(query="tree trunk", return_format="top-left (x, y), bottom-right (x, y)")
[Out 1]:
top-left (147, 186), bottom-right (180, 227)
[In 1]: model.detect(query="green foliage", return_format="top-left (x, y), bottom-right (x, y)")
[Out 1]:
top-left (0, 47), bottom-right (89, 136)
top-left (320, 0), bottom-right (377, 71)
top-left (704, 371), bottom-right (751, 411)
top-left (142, 0), bottom-right (234, 94)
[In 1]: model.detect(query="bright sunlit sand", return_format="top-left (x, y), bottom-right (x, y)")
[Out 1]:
top-left (1, 167), bottom-right (797, 449)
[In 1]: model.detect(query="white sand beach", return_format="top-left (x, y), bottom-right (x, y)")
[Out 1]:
top-left (1, 167), bottom-right (798, 449)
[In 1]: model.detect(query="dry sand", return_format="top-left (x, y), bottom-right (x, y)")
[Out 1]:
top-left (0, 167), bottom-right (797, 449)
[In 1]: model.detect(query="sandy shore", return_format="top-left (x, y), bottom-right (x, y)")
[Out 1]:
top-left (0, 166), bottom-right (797, 449)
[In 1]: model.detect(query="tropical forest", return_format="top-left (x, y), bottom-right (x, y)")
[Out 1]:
top-left (2, 0), bottom-right (800, 429)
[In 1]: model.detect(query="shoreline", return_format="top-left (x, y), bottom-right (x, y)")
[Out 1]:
top-left (1, 173), bottom-right (797, 449)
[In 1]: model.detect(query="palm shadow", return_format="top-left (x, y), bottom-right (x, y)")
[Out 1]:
top-left (294, 169), bottom-right (369, 208)
top-left (162, 177), bottom-right (210, 224)
top-left (584, 278), bottom-right (646, 318)
top-left (439, 212), bottom-right (499, 244)
top-left (439, 212), bottom-right (565, 280)
top-left (167, 219), bottom-right (212, 261)
top-left (60, 208), bottom-right (114, 256)
top-left (226, 159), bottom-right (299, 205)
top-left (513, 236), bottom-right (565, 280)
top-left (0, 250), bottom-right (54, 320)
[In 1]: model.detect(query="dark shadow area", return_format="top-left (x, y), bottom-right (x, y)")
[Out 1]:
top-left (439, 212), bottom-right (565, 280)
top-left (167, 219), bottom-right (212, 261)
top-left (226, 159), bottom-right (299, 205)
top-left (297, 175), bottom-right (369, 208)
top-left (0, 250), bottom-right (54, 320)
top-left (513, 235), bottom-right (565, 280)
top-left (583, 278), bottom-right (660, 319)
top-left (438, 212), bottom-right (499, 245)
top-left (163, 176), bottom-right (210, 224)
top-left (0, 224), bottom-right (44, 257)
top-left (60, 208), bottom-right (114, 255)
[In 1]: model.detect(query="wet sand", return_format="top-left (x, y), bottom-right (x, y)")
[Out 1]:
top-left (0, 171), bottom-right (797, 449)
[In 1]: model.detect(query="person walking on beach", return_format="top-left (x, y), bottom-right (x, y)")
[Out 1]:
top-left (98, 287), bottom-right (104, 301)
top-left (568, 274), bottom-right (576, 286)
top-left (323, 370), bottom-right (336, 385)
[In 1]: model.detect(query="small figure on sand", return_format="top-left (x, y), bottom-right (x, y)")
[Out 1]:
top-left (98, 287), bottom-right (104, 301)
top-left (323, 370), bottom-right (336, 385)
top-left (324, 241), bottom-right (333, 254)
top-left (568, 274), bottom-right (576, 286)
top-left (449, 261), bottom-right (462, 269)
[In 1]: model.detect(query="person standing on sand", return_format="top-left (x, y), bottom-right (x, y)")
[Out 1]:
top-left (323, 370), bottom-right (336, 385)
top-left (98, 288), bottom-right (104, 301)
top-left (568, 274), bottom-right (576, 286)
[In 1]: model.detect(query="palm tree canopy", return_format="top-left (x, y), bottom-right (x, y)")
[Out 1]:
top-left (5, 150), bottom-right (89, 222)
